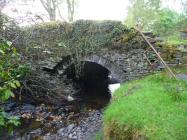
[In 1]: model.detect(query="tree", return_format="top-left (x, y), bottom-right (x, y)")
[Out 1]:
top-left (40, 0), bottom-right (59, 21)
top-left (66, 0), bottom-right (75, 22)
top-left (125, 0), bottom-right (161, 30)
top-left (152, 8), bottom-right (184, 34)
top-left (39, 0), bottom-right (76, 22)
top-left (1, 0), bottom-right (77, 23)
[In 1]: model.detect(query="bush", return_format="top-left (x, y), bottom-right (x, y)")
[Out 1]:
top-left (0, 13), bottom-right (30, 134)
top-left (0, 39), bottom-right (22, 133)
top-left (104, 74), bottom-right (187, 140)
top-left (152, 8), bottom-right (184, 35)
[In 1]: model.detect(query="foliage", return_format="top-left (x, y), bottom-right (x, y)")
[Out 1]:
top-left (165, 34), bottom-right (187, 46)
top-left (125, 0), bottom-right (161, 30)
top-left (175, 18), bottom-right (187, 31)
top-left (0, 39), bottom-right (23, 133)
top-left (152, 8), bottom-right (185, 35)
top-left (171, 66), bottom-right (187, 74)
top-left (0, 13), bottom-right (28, 133)
top-left (158, 17), bottom-right (187, 46)
top-left (0, 39), bottom-right (25, 131)
top-left (93, 130), bottom-right (103, 140)
top-left (0, 110), bottom-right (20, 134)
top-left (125, 0), bottom-right (186, 35)
top-left (0, 13), bottom-right (9, 31)
top-left (125, 0), bottom-right (187, 47)
top-left (104, 73), bottom-right (187, 140)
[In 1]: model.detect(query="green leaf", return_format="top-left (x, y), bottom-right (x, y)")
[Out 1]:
top-left (8, 116), bottom-right (20, 126)
top-left (13, 47), bottom-right (17, 54)
top-left (0, 116), bottom-right (5, 126)
top-left (4, 89), bottom-right (14, 100)
top-left (58, 42), bottom-right (67, 48)
top-left (0, 49), bottom-right (5, 54)
top-left (14, 80), bottom-right (20, 87)
top-left (10, 82), bottom-right (17, 89)
top-left (8, 126), bottom-right (13, 134)
top-left (6, 41), bottom-right (12, 47)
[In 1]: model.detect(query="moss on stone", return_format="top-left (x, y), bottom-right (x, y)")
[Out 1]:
top-left (156, 42), bottom-right (181, 61)
top-left (18, 20), bottom-right (148, 51)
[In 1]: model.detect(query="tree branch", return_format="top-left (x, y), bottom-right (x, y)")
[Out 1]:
top-left (40, 0), bottom-right (50, 13)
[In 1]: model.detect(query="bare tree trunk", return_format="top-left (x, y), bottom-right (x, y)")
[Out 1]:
top-left (40, 0), bottom-right (57, 21)
top-left (66, 0), bottom-right (75, 22)
top-left (49, 7), bottom-right (56, 21)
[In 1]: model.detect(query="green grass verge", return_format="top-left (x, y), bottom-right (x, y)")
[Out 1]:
top-left (166, 36), bottom-right (187, 46)
top-left (93, 130), bottom-right (104, 140)
top-left (161, 31), bottom-right (187, 46)
top-left (171, 66), bottom-right (187, 74)
top-left (104, 73), bottom-right (187, 140)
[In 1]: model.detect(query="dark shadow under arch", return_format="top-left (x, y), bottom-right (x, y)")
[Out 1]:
top-left (64, 61), bottom-right (117, 108)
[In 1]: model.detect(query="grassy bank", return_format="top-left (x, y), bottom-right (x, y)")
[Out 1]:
top-left (104, 73), bottom-right (187, 140)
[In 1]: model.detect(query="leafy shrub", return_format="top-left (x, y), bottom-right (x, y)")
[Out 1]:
top-left (0, 38), bottom-right (28, 133)
top-left (0, 39), bottom-right (20, 132)
top-left (0, 13), bottom-right (30, 134)
top-left (152, 8), bottom-right (184, 35)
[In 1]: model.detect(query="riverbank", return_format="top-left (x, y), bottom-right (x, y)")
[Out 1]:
top-left (103, 73), bottom-right (187, 140)
top-left (1, 98), bottom-right (106, 140)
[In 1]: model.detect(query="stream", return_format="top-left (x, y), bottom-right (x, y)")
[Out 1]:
top-left (0, 83), bottom-right (120, 140)
top-left (0, 60), bottom-right (122, 140)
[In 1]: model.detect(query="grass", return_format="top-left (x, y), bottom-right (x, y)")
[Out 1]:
top-left (93, 130), bottom-right (104, 140)
top-left (171, 66), bottom-right (187, 74)
top-left (160, 30), bottom-right (187, 46)
top-left (165, 35), bottom-right (187, 46)
top-left (103, 73), bottom-right (187, 140)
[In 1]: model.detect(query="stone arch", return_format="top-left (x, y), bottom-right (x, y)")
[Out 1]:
top-left (43, 54), bottom-right (126, 82)
top-left (83, 54), bottom-right (126, 82)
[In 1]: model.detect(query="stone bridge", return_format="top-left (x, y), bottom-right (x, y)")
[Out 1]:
top-left (10, 20), bottom-right (185, 83)
top-left (84, 54), bottom-right (126, 81)
top-left (45, 54), bottom-right (126, 81)
top-left (8, 20), bottom-right (186, 104)
top-left (43, 44), bottom-right (185, 85)
top-left (44, 47), bottom-right (154, 83)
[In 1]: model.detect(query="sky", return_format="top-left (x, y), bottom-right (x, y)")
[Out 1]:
top-left (2, 0), bottom-right (183, 26)
top-left (77, 0), bottom-right (129, 21)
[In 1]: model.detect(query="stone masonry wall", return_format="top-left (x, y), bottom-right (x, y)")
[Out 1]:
top-left (4, 20), bottom-right (186, 104)
top-left (10, 20), bottom-right (185, 82)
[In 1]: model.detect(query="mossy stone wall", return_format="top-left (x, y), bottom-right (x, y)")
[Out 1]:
top-left (3, 20), bottom-right (186, 104)
top-left (12, 20), bottom-right (186, 80)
